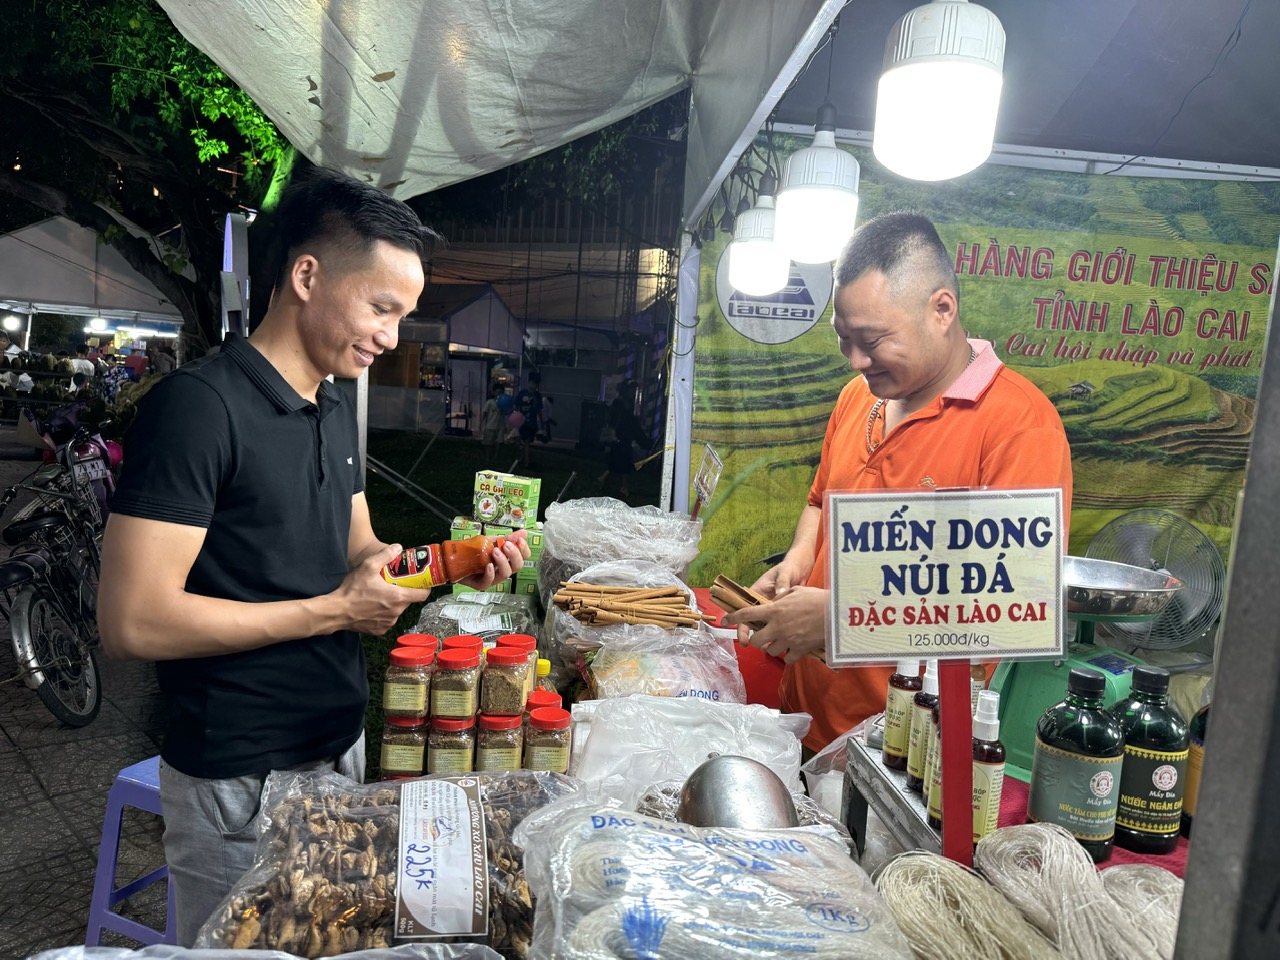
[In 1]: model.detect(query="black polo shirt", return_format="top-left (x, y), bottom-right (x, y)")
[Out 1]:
top-left (113, 334), bottom-right (366, 779)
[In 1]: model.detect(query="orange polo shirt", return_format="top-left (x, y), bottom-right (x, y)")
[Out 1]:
top-left (781, 339), bottom-right (1073, 751)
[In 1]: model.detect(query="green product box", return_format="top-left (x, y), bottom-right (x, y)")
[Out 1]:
top-left (474, 471), bottom-right (542, 528)
top-left (452, 579), bottom-right (512, 595)
top-left (512, 569), bottom-right (539, 596)
top-left (451, 515), bottom-right (484, 536)
top-left (488, 522), bottom-right (543, 560)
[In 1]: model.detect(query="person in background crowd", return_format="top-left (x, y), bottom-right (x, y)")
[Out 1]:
top-left (71, 343), bottom-right (96, 380)
top-left (101, 354), bottom-right (130, 400)
top-left (480, 380), bottom-right (504, 461)
top-left (68, 372), bottom-right (91, 398)
top-left (538, 394), bottom-right (556, 443)
top-left (150, 342), bottom-right (177, 375)
top-left (96, 166), bottom-right (530, 945)
top-left (722, 212), bottom-right (1073, 754)
top-left (512, 370), bottom-right (543, 468)
top-left (596, 379), bottom-right (642, 498)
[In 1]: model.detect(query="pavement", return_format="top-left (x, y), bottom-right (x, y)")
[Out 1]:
top-left (0, 425), bottom-right (169, 958)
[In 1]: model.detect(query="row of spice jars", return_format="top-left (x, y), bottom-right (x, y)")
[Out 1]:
top-left (384, 632), bottom-right (553, 721)
top-left (381, 706), bottom-right (572, 779)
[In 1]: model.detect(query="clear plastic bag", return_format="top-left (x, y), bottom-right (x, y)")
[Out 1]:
top-left (537, 498), bottom-right (701, 604)
top-left (512, 799), bottom-right (913, 959)
top-left (569, 695), bottom-right (810, 799)
top-left (413, 593), bottom-right (539, 647)
top-left (29, 946), bottom-right (503, 960)
top-left (194, 771), bottom-right (580, 959)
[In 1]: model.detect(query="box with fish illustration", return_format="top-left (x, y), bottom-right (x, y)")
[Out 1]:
top-left (473, 471), bottom-right (541, 527)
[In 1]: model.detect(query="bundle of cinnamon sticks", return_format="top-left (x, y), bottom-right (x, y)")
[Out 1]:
top-left (553, 582), bottom-right (709, 628)
top-left (709, 575), bottom-right (770, 623)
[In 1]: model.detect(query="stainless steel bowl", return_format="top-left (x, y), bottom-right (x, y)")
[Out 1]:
top-left (677, 755), bottom-right (799, 829)
top-left (1064, 555), bottom-right (1182, 618)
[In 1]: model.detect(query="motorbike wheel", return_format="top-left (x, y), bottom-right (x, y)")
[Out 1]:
top-left (14, 585), bottom-right (101, 727)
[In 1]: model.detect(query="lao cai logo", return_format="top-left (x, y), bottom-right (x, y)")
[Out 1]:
top-left (1152, 765), bottom-right (1178, 791)
top-left (714, 251), bottom-right (833, 345)
top-left (427, 815), bottom-right (460, 847)
top-left (805, 902), bottom-right (872, 934)
top-left (1090, 771), bottom-right (1115, 798)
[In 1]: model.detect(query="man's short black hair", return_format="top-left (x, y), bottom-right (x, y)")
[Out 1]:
top-left (272, 167), bottom-right (442, 292)
top-left (834, 212), bottom-right (958, 308)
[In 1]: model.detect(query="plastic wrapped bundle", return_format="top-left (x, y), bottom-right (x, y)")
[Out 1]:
top-left (537, 498), bottom-right (701, 605)
top-left (194, 771), bottom-right (580, 959)
top-left (513, 802), bottom-right (913, 959)
top-left (413, 593), bottom-right (538, 647)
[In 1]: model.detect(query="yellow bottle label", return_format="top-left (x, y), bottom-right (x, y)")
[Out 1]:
top-left (384, 682), bottom-right (427, 712)
top-left (432, 689), bottom-right (476, 718)
top-left (907, 702), bottom-right (930, 779)
top-left (524, 745), bottom-right (569, 773)
top-left (884, 686), bottom-right (914, 758)
top-left (922, 720), bottom-right (938, 793)
top-left (381, 742), bottom-right (424, 773)
top-left (1184, 739), bottom-right (1205, 818)
top-left (427, 747), bottom-right (474, 774)
top-left (927, 729), bottom-right (943, 820)
top-left (475, 746), bottom-right (522, 772)
top-left (382, 544), bottom-right (445, 589)
top-left (972, 759), bottom-right (1005, 842)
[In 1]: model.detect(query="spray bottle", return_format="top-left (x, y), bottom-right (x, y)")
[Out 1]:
top-left (972, 689), bottom-right (1006, 843)
top-left (906, 661), bottom-right (939, 792)
top-left (882, 659), bottom-right (922, 771)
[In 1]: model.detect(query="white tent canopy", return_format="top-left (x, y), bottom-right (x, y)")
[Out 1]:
top-left (415, 283), bottom-right (522, 357)
top-left (0, 216), bottom-right (183, 324)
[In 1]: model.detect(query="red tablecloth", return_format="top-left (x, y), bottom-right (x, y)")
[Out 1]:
top-left (998, 774), bottom-right (1189, 876)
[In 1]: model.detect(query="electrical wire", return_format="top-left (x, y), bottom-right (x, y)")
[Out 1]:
top-left (1103, 0), bottom-right (1254, 175)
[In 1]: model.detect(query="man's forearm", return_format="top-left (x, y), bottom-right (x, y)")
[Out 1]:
top-left (100, 589), bottom-right (345, 662)
top-left (787, 504), bottom-right (823, 562)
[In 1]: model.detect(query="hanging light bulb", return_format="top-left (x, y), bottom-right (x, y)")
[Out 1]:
top-left (874, 0), bottom-right (1005, 182)
top-left (774, 103), bottom-right (860, 265)
top-left (728, 174), bottom-right (790, 297)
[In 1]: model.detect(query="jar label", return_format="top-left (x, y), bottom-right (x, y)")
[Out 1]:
top-left (432, 689), bottom-right (476, 717)
top-left (475, 746), bottom-right (522, 772)
top-left (1027, 739), bottom-right (1124, 841)
top-left (525, 745), bottom-right (569, 773)
top-left (884, 687), bottom-right (913, 758)
top-left (972, 760), bottom-right (1005, 842)
top-left (1116, 743), bottom-right (1188, 834)
top-left (906, 703), bottom-right (931, 779)
top-left (1184, 738), bottom-right (1206, 818)
top-left (385, 682), bottom-right (427, 712)
top-left (381, 742), bottom-right (424, 774)
top-left (427, 748), bottom-right (474, 774)
top-left (383, 544), bottom-right (445, 589)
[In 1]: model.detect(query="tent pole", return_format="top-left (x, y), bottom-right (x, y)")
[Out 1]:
top-left (662, 236), bottom-right (698, 514)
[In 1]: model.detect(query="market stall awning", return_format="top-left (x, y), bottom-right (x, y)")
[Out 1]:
top-left (414, 283), bottom-right (522, 356)
top-left (156, 0), bottom-right (834, 222)
top-left (0, 215), bottom-right (184, 323)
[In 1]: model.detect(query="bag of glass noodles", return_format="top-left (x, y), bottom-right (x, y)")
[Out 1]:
top-left (512, 798), bottom-right (912, 959)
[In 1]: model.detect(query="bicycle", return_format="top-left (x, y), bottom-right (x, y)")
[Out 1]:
top-left (0, 421), bottom-right (111, 726)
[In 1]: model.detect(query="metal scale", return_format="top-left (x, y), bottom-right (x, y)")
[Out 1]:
top-left (991, 555), bottom-right (1182, 781)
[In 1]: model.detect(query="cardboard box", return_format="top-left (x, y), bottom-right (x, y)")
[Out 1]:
top-left (488, 522), bottom-right (543, 560)
top-left (512, 569), bottom-right (539, 596)
top-left (450, 515), bottom-right (484, 536)
top-left (473, 471), bottom-right (541, 527)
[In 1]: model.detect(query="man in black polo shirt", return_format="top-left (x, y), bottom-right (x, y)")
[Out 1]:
top-left (97, 168), bottom-right (529, 945)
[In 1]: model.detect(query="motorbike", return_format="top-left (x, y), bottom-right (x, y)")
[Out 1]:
top-left (1, 405), bottom-right (120, 726)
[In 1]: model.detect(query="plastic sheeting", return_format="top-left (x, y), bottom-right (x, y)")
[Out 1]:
top-left (156, 0), bottom-right (834, 221)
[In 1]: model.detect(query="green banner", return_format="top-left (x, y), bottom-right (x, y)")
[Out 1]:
top-left (690, 147), bottom-right (1280, 588)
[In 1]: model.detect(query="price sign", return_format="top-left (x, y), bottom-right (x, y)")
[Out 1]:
top-left (825, 488), bottom-right (1064, 666)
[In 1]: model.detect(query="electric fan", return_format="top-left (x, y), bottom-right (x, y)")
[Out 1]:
top-left (1086, 509), bottom-right (1226, 651)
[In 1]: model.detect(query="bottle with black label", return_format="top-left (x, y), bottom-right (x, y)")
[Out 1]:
top-left (1027, 667), bottom-right (1125, 863)
top-left (906, 660), bottom-right (939, 792)
top-left (1108, 665), bottom-right (1189, 854)
top-left (1181, 700), bottom-right (1210, 838)
top-left (883, 659), bottom-right (922, 771)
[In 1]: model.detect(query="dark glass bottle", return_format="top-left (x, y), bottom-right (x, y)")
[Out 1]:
top-left (1181, 702), bottom-right (1210, 838)
top-left (1109, 666), bottom-right (1189, 854)
top-left (906, 660), bottom-right (939, 792)
top-left (926, 701), bottom-right (943, 831)
top-left (1027, 667), bottom-right (1125, 863)
top-left (882, 659), bottom-right (922, 771)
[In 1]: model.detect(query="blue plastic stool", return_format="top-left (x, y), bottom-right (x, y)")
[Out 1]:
top-left (85, 755), bottom-right (176, 946)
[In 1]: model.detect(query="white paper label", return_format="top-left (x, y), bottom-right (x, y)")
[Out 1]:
top-left (395, 777), bottom-right (488, 939)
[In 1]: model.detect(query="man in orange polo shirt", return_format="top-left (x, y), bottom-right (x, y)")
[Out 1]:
top-left (724, 212), bottom-right (1072, 752)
